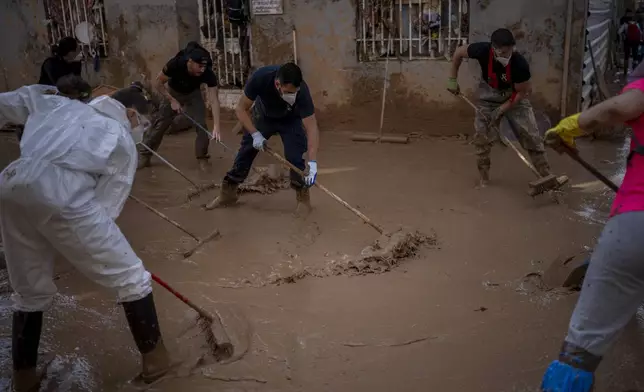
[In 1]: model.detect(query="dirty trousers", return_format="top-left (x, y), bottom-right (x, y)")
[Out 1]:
top-left (565, 211), bottom-right (644, 356)
top-left (0, 197), bottom-right (152, 312)
top-left (473, 83), bottom-right (550, 176)
top-left (141, 88), bottom-right (210, 160)
top-left (225, 113), bottom-right (308, 188)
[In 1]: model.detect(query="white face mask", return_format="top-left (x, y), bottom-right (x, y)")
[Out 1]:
top-left (89, 96), bottom-right (149, 143)
top-left (495, 55), bottom-right (511, 67)
top-left (130, 112), bottom-right (150, 144)
top-left (281, 92), bottom-right (297, 106)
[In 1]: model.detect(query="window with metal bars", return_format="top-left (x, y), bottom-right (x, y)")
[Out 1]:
top-left (43, 0), bottom-right (109, 58)
top-left (198, 0), bottom-right (251, 89)
top-left (357, 0), bottom-right (469, 61)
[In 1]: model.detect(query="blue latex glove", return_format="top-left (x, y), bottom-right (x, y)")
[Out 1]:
top-left (251, 131), bottom-right (266, 151)
top-left (305, 161), bottom-right (317, 187)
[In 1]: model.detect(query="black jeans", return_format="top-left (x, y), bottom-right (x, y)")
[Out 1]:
top-left (141, 88), bottom-right (210, 160)
top-left (625, 41), bottom-right (641, 73)
top-left (225, 113), bottom-right (308, 189)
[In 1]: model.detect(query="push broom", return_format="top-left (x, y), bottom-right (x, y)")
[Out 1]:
top-left (459, 94), bottom-right (568, 196)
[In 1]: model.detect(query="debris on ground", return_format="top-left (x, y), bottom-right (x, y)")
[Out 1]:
top-left (210, 165), bottom-right (291, 195)
top-left (217, 230), bottom-right (436, 288)
top-left (515, 271), bottom-right (577, 306)
top-left (341, 336), bottom-right (437, 348)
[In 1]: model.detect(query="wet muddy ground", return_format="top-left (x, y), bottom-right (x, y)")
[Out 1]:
top-left (1, 124), bottom-right (643, 391)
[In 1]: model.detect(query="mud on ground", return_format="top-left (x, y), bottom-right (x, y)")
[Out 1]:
top-left (1, 122), bottom-right (643, 391)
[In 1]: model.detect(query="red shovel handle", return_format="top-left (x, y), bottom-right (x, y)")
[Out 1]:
top-left (151, 273), bottom-right (213, 322)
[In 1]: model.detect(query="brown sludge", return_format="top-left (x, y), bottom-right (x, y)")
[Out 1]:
top-left (350, 133), bottom-right (410, 144)
top-left (202, 165), bottom-right (291, 196)
top-left (219, 230), bottom-right (436, 288)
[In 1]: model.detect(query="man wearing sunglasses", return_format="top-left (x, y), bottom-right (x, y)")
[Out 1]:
top-left (448, 28), bottom-right (565, 188)
top-left (138, 42), bottom-right (221, 173)
top-left (206, 62), bottom-right (320, 214)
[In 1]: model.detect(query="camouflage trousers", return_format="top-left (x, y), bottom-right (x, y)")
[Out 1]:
top-left (473, 82), bottom-right (550, 177)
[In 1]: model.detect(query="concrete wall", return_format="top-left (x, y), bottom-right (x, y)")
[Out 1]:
top-left (0, 0), bottom-right (200, 91)
top-left (249, 0), bottom-right (586, 131)
top-left (0, 0), bottom-right (585, 132)
top-left (0, 0), bottom-right (50, 91)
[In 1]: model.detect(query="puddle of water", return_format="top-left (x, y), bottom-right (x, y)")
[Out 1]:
top-left (571, 138), bottom-right (629, 225)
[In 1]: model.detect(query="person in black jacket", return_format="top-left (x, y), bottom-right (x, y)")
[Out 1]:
top-left (38, 37), bottom-right (82, 86)
top-left (138, 42), bottom-right (221, 172)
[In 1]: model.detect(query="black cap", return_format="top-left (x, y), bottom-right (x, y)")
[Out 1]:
top-left (188, 47), bottom-right (210, 64)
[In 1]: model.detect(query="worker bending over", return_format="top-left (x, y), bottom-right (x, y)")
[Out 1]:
top-left (448, 28), bottom-right (566, 187)
top-left (139, 41), bottom-right (221, 172)
top-left (206, 62), bottom-right (320, 213)
top-left (540, 78), bottom-right (644, 391)
top-left (0, 77), bottom-right (173, 391)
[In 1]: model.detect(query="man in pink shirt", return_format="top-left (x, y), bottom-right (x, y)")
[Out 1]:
top-left (540, 79), bottom-right (644, 391)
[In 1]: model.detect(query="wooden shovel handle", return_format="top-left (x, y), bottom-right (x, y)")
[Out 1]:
top-left (263, 147), bottom-right (385, 234)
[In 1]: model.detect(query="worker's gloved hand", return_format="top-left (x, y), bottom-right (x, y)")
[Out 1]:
top-left (544, 113), bottom-right (583, 152)
top-left (447, 77), bottom-right (460, 95)
top-left (305, 161), bottom-right (318, 187)
top-left (251, 131), bottom-right (266, 151)
top-left (170, 99), bottom-right (182, 113)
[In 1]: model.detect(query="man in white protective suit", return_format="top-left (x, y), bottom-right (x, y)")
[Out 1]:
top-left (0, 76), bottom-right (174, 391)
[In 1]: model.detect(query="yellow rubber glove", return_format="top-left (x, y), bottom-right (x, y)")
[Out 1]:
top-left (447, 77), bottom-right (460, 95)
top-left (544, 113), bottom-right (583, 148)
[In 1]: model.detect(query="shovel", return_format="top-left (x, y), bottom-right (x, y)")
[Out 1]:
top-left (459, 94), bottom-right (567, 196)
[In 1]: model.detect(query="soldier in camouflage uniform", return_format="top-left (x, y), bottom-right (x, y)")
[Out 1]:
top-left (447, 28), bottom-right (566, 187)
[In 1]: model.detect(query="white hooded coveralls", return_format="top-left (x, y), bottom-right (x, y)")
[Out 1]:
top-left (0, 85), bottom-right (151, 311)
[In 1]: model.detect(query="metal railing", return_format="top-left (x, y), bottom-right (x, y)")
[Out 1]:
top-left (43, 0), bottom-right (109, 57)
top-left (197, 0), bottom-right (250, 89)
top-left (581, 0), bottom-right (613, 110)
top-left (356, 0), bottom-right (469, 61)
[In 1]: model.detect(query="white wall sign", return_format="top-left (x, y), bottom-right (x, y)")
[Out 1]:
top-left (252, 0), bottom-right (284, 15)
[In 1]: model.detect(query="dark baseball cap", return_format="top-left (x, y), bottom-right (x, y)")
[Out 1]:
top-left (188, 47), bottom-right (210, 64)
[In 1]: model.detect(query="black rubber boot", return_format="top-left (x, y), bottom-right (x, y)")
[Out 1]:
top-left (295, 187), bottom-right (312, 216)
top-left (12, 311), bottom-right (43, 392)
top-left (122, 293), bottom-right (173, 384)
top-left (137, 155), bottom-right (151, 170)
top-left (205, 180), bottom-right (239, 210)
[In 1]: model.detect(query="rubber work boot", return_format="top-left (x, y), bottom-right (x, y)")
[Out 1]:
top-left (295, 187), bottom-right (312, 215)
top-left (12, 369), bottom-right (40, 392)
top-left (12, 311), bottom-right (43, 392)
top-left (137, 155), bottom-right (151, 170)
top-left (198, 159), bottom-right (211, 173)
top-left (122, 293), bottom-right (174, 384)
top-left (205, 180), bottom-right (239, 210)
top-left (477, 166), bottom-right (490, 188)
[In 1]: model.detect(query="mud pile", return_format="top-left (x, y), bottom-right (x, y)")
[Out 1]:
top-left (209, 165), bottom-right (291, 195)
top-left (220, 230), bottom-right (437, 288)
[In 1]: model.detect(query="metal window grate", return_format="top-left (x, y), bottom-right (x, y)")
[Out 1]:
top-left (43, 0), bottom-right (109, 57)
top-left (356, 0), bottom-right (469, 61)
top-left (197, 0), bottom-right (251, 89)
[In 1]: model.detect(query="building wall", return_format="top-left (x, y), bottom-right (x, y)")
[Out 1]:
top-left (249, 0), bottom-right (586, 130)
top-left (0, 0), bottom-right (586, 133)
top-left (0, 0), bottom-right (200, 92)
top-left (0, 0), bottom-right (50, 91)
